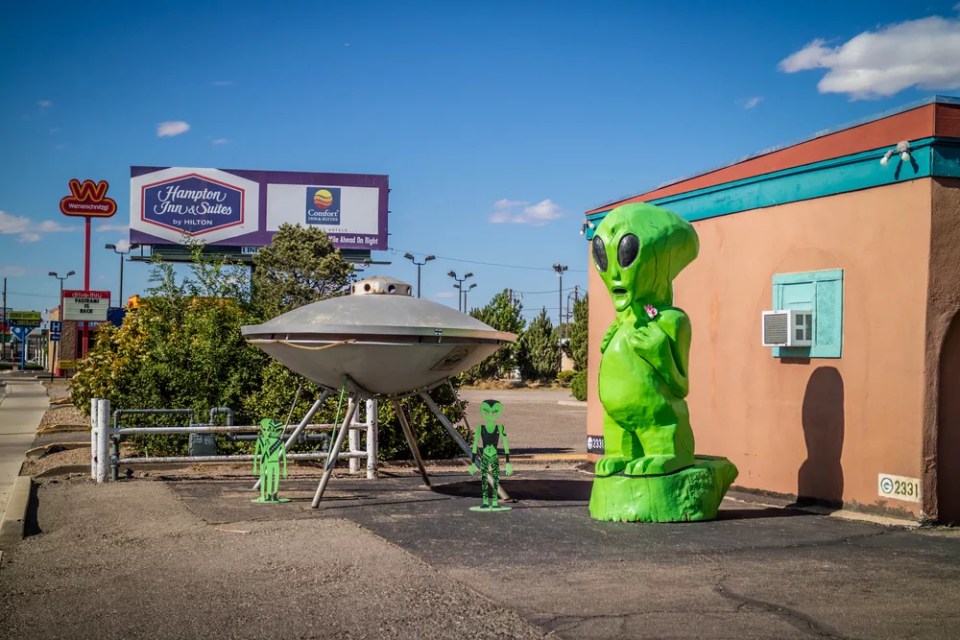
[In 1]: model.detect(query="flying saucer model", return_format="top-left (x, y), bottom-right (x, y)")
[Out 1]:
top-left (241, 276), bottom-right (517, 397)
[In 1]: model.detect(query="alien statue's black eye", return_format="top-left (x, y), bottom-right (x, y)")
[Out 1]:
top-left (618, 234), bottom-right (639, 268)
top-left (592, 236), bottom-right (608, 272)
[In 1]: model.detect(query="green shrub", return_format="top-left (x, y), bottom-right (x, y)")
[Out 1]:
top-left (570, 370), bottom-right (588, 401)
top-left (557, 370), bottom-right (575, 386)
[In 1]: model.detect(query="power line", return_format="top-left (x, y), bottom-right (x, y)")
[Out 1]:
top-left (388, 249), bottom-right (587, 273)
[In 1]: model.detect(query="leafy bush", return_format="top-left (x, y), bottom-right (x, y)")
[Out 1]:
top-left (557, 370), bottom-right (575, 386)
top-left (570, 370), bottom-right (588, 401)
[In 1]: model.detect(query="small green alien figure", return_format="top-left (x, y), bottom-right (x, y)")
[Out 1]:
top-left (589, 203), bottom-right (737, 522)
top-left (469, 399), bottom-right (513, 512)
top-left (252, 418), bottom-right (289, 504)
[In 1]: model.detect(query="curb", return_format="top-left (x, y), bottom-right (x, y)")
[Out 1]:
top-left (0, 476), bottom-right (33, 547)
top-left (557, 400), bottom-right (587, 408)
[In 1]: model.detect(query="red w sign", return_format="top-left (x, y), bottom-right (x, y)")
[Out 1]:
top-left (60, 179), bottom-right (117, 218)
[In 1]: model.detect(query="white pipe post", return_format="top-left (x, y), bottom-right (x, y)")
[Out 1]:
top-left (348, 399), bottom-right (360, 474)
top-left (96, 398), bottom-right (110, 483)
top-left (90, 398), bottom-right (99, 480)
top-left (366, 399), bottom-right (378, 479)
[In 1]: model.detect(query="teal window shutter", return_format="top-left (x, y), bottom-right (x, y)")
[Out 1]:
top-left (771, 269), bottom-right (843, 358)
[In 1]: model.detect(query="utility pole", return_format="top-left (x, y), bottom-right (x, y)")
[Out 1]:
top-left (2, 277), bottom-right (6, 361)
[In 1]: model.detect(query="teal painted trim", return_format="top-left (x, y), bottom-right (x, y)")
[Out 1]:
top-left (773, 269), bottom-right (844, 285)
top-left (771, 269), bottom-right (844, 359)
top-left (932, 140), bottom-right (960, 178)
top-left (583, 136), bottom-right (960, 239)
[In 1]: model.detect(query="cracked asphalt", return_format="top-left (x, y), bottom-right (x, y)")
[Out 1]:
top-left (2, 386), bottom-right (959, 638)
top-left (5, 470), bottom-right (954, 639)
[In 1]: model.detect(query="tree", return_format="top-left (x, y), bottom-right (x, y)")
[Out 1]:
top-left (466, 289), bottom-right (525, 380)
top-left (516, 308), bottom-right (560, 382)
top-left (252, 223), bottom-right (353, 316)
top-left (70, 250), bottom-right (266, 454)
top-left (563, 294), bottom-right (588, 372)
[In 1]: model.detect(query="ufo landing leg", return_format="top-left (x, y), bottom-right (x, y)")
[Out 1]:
top-left (392, 399), bottom-right (431, 488)
top-left (311, 399), bottom-right (360, 508)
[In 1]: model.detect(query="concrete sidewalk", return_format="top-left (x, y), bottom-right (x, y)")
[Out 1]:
top-left (0, 377), bottom-right (47, 515)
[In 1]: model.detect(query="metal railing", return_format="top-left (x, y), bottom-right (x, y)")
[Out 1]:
top-left (89, 397), bottom-right (378, 483)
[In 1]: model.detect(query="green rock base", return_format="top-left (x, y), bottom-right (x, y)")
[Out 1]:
top-left (589, 456), bottom-right (738, 522)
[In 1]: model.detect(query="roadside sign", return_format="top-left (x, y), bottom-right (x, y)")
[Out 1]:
top-left (10, 325), bottom-right (30, 342)
top-left (62, 290), bottom-right (111, 322)
top-left (9, 311), bottom-right (41, 328)
top-left (59, 178), bottom-right (117, 218)
top-left (49, 320), bottom-right (62, 333)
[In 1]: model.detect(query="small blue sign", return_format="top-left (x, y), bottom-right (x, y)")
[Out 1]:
top-left (49, 321), bottom-right (62, 333)
top-left (10, 325), bottom-right (30, 342)
top-left (50, 332), bottom-right (61, 343)
top-left (305, 187), bottom-right (341, 225)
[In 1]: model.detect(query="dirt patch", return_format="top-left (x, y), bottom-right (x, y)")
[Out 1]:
top-left (0, 477), bottom-right (546, 640)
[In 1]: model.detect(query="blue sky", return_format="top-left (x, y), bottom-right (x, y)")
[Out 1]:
top-left (3, 0), bottom-right (960, 325)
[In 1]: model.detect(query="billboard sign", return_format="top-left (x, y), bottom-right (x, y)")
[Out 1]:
top-left (130, 167), bottom-right (388, 250)
top-left (63, 290), bottom-right (110, 322)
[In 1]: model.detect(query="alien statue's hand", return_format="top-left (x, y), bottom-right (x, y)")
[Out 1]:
top-left (505, 463), bottom-right (513, 476)
top-left (629, 321), bottom-right (670, 362)
top-left (469, 463), bottom-right (477, 475)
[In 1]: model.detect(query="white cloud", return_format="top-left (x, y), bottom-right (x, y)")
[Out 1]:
top-left (1, 209), bottom-right (75, 242)
top-left (38, 99), bottom-right (52, 108)
top-left (157, 120), bottom-right (190, 137)
top-left (212, 80), bottom-right (234, 87)
top-left (112, 239), bottom-right (133, 252)
top-left (488, 198), bottom-right (563, 225)
top-left (779, 17), bottom-right (960, 99)
top-left (212, 138), bottom-right (230, 145)
top-left (95, 223), bottom-right (128, 233)
top-left (95, 222), bottom-right (129, 233)
top-left (433, 291), bottom-right (456, 299)
top-left (743, 96), bottom-right (764, 109)
top-left (0, 266), bottom-right (27, 277)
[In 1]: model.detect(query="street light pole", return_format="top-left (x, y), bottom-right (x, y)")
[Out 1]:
top-left (463, 282), bottom-right (477, 312)
top-left (403, 253), bottom-right (436, 298)
top-left (447, 270), bottom-right (474, 312)
top-left (552, 263), bottom-right (568, 339)
top-left (105, 243), bottom-right (140, 306)
top-left (48, 270), bottom-right (75, 377)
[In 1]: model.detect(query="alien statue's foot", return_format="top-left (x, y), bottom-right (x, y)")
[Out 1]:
top-left (595, 456), bottom-right (631, 477)
top-left (624, 454), bottom-right (694, 476)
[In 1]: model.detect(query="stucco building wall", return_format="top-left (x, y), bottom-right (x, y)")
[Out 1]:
top-left (588, 179), bottom-right (933, 517)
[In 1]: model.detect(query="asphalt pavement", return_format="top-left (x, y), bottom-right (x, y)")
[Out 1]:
top-left (3, 384), bottom-right (960, 639)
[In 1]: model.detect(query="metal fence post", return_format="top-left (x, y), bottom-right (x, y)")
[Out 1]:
top-left (90, 398), bottom-right (99, 480)
top-left (348, 399), bottom-right (360, 474)
top-left (366, 398), bottom-right (378, 479)
top-left (96, 398), bottom-right (110, 483)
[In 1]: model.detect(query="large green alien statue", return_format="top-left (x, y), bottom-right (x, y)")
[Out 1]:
top-left (589, 203), bottom-right (737, 522)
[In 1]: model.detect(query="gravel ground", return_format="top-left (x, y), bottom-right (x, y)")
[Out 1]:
top-left (0, 477), bottom-right (545, 640)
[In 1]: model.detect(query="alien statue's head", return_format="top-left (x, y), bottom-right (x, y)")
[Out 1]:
top-left (259, 418), bottom-right (283, 438)
top-left (591, 203), bottom-right (699, 313)
top-left (480, 399), bottom-right (503, 426)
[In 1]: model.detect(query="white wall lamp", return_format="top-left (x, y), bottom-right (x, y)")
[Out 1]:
top-left (880, 141), bottom-right (911, 166)
top-left (580, 220), bottom-right (596, 235)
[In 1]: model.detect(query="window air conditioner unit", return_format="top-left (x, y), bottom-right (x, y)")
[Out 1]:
top-left (762, 310), bottom-right (813, 347)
